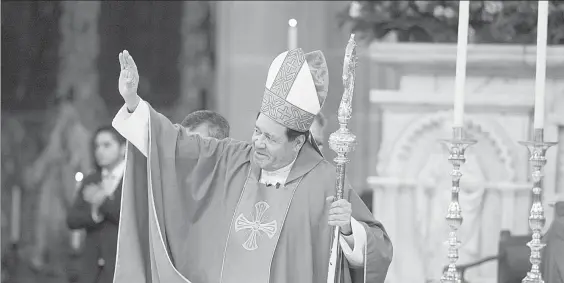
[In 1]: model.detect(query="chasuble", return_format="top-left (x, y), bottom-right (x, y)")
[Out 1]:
top-left (111, 100), bottom-right (392, 283)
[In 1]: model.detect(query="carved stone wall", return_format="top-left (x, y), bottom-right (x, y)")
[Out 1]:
top-left (367, 43), bottom-right (564, 283)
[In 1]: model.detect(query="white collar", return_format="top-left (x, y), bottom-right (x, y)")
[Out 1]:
top-left (260, 156), bottom-right (297, 186)
top-left (102, 159), bottom-right (126, 179)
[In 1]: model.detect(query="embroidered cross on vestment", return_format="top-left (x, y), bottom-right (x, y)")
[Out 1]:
top-left (234, 201), bottom-right (278, 251)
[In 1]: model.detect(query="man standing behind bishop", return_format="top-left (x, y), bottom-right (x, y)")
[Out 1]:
top-left (111, 48), bottom-right (392, 283)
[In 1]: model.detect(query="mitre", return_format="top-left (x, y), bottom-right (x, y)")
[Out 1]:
top-left (259, 48), bottom-right (329, 132)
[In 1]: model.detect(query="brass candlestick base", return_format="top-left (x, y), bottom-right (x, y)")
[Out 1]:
top-left (519, 128), bottom-right (557, 283)
top-left (439, 127), bottom-right (477, 283)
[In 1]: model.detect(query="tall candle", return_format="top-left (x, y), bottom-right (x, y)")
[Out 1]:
top-left (288, 19), bottom-right (298, 50)
top-left (71, 172), bottom-right (84, 250)
top-left (533, 1), bottom-right (549, 129)
top-left (71, 231), bottom-right (82, 251)
top-left (453, 1), bottom-right (470, 128)
top-left (11, 185), bottom-right (21, 243)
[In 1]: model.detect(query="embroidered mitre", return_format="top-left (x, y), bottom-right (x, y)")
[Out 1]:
top-left (259, 48), bottom-right (329, 132)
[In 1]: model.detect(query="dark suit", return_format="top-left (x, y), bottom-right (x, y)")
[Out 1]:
top-left (66, 172), bottom-right (122, 283)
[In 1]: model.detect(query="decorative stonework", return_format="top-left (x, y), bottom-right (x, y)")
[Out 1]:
top-left (378, 110), bottom-right (516, 182)
top-left (369, 43), bottom-right (564, 72)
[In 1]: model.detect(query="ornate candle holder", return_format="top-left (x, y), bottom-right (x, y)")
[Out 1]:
top-left (519, 128), bottom-right (556, 283)
top-left (439, 127), bottom-right (477, 283)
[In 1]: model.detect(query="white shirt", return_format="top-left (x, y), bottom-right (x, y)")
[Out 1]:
top-left (259, 158), bottom-right (295, 186)
top-left (91, 160), bottom-right (126, 222)
top-left (112, 100), bottom-right (367, 267)
top-left (101, 160), bottom-right (126, 197)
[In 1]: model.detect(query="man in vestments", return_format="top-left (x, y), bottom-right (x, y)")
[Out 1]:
top-left (112, 49), bottom-right (393, 283)
top-left (542, 193), bottom-right (564, 283)
top-left (181, 110), bottom-right (230, 139)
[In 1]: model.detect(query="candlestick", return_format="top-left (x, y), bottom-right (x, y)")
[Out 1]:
top-left (288, 19), bottom-right (298, 50)
top-left (10, 185), bottom-right (21, 243)
top-left (440, 127), bottom-right (476, 283)
top-left (520, 129), bottom-right (557, 283)
top-left (533, 1), bottom-right (549, 129)
top-left (453, 1), bottom-right (470, 128)
top-left (443, 8), bottom-right (473, 279)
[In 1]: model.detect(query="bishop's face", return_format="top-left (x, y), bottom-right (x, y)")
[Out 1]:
top-left (252, 114), bottom-right (304, 171)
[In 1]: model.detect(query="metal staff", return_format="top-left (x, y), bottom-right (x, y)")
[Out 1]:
top-left (327, 34), bottom-right (358, 283)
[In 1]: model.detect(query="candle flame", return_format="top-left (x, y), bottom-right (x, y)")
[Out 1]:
top-left (75, 172), bottom-right (84, 182)
top-left (288, 19), bottom-right (297, 27)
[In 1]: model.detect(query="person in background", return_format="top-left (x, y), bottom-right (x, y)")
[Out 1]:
top-left (542, 193), bottom-right (564, 283)
top-left (310, 112), bottom-right (327, 152)
top-left (181, 110), bottom-right (230, 139)
top-left (66, 126), bottom-right (125, 283)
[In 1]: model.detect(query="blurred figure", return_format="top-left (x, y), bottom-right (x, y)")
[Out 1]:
top-left (310, 112), bottom-right (327, 151)
top-left (543, 193), bottom-right (564, 283)
top-left (66, 126), bottom-right (125, 283)
top-left (180, 110), bottom-right (230, 139)
top-left (26, 102), bottom-right (93, 277)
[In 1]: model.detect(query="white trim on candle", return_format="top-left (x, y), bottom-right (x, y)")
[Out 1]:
top-left (453, 1), bottom-right (470, 128)
top-left (533, 1), bottom-right (549, 130)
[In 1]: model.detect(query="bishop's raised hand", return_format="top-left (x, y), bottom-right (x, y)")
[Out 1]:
top-left (118, 50), bottom-right (141, 111)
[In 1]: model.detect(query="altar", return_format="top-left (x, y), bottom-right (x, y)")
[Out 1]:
top-left (365, 42), bottom-right (564, 283)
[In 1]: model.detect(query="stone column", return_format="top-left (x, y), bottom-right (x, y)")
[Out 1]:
top-left (28, 1), bottom-right (102, 276)
top-left (57, 1), bottom-right (107, 129)
top-left (174, 1), bottom-right (215, 123)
